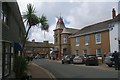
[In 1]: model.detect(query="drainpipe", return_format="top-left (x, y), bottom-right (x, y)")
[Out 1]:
top-left (59, 33), bottom-right (61, 60)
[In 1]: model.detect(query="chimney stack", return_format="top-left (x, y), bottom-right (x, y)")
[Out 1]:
top-left (32, 39), bottom-right (35, 42)
top-left (112, 8), bottom-right (116, 19)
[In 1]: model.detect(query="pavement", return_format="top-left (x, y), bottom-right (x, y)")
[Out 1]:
top-left (27, 62), bottom-right (55, 79)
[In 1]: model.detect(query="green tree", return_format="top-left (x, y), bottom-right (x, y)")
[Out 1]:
top-left (23, 4), bottom-right (49, 50)
top-left (23, 4), bottom-right (39, 49)
top-left (39, 15), bottom-right (49, 39)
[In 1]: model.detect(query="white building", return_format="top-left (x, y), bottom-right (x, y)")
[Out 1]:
top-left (0, 1), bottom-right (2, 79)
top-left (109, 9), bottom-right (120, 53)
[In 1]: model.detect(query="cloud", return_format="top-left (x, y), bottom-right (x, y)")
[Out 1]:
top-left (64, 19), bottom-right (71, 25)
top-left (17, 1), bottom-right (118, 43)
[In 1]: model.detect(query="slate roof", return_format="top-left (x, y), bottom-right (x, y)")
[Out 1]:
top-left (25, 41), bottom-right (53, 48)
top-left (74, 19), bottom-right (113, 36)
top-left (25, 42), bottom-right (44, 47)
top-left (74, 14), bottom-right (120, 37)
top-left (62, 28), bottom-right (79, 34)
top-left (55, 17), bottom-right (65, 30)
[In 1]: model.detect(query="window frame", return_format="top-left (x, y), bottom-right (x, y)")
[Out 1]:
top-left (1, 10), bottom-right (7, 23)
top-left (55, 34), bottom-right (58, 43)
top-left (63, 35), bottom-right (67, 43)
top-left (75, 36), bottom-right (80, 46)
top-left (85, 35), bottom-right (89, 45)
top-left (83, 49), bottom-right (87, 57)
top-left (95, 33), bottom-right (101, 44)
top-left (1, 10), bottom-right (3, 20)
top-left (96, 48), bottom-right (102, 57)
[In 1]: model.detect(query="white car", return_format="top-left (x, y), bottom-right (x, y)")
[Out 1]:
top-left (105, 53), bottom-right (115, 67)
top-left (73, 56), bottom-right (84, 64)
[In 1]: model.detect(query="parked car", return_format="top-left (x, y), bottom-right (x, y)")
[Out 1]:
top-left (83, 56), bottom-right (87, 63)
top-left (105, 52), bottom-right (115, 67)
top-left (85, 55), bottom-right (98, 66)
top-left (73, 56), bottom-right (84, 64)
top-left (62, 55), bottom-right (75, 64)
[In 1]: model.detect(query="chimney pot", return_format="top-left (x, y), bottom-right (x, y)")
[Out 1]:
top-left (32, 39), bottom-right (35, 42)
top-left (112, 8), bottom-right (116, 19)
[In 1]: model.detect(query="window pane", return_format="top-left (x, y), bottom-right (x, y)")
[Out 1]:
top-left (55, 34), bottom-right (58, 43)
top-left (3, 15), bottom-right (6, 22)
top-left (76, 37), bottom-right (80, 45)
top-left (1, 10), bottom-right (3, 20)
top-left (96, 33), bottom-right (101, 43)
top-left (64, 36), bottom-right (67, 43)
top-left (83, 49), bottom-right (87, 56)
top-left (85, 35), bottom-right (88, 44)
top-left (96, 49), bottom-right (102, 57)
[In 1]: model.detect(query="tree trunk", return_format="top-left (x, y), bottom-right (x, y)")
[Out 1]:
top-left (22, 26), bottom-right (31, 54)
top-left (44, 31), bottom-right (46, 40)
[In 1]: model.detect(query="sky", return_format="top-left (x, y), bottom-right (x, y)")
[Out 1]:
top-left (17, 0), bottom-right (119, 43)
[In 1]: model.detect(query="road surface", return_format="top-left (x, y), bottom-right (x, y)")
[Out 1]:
top-left (33, 59), bottom-right (118, 79)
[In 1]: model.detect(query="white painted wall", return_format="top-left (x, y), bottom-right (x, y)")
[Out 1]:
top-left (110, 22), bottom-right (119, 53)
top-left (118, 22), bottom-right (120, 40)
top-left (118, 22), bottom-right (120, 51)
top-left (0, 1), bottom-right (2, 79)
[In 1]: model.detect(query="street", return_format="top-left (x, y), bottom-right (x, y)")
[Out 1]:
top-left (33, 59), bottom-right (118, 79)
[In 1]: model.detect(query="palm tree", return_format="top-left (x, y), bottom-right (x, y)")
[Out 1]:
top-left (23, 4), bottom-right (39, 50)
top-left (23, 4), bottom-right (49, 50)
top-left (39, 15), bottom-right (49, 40)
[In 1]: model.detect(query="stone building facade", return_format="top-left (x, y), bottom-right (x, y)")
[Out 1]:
top-left (25, 40), bottom-right (53, 58)
top-left (53, 9), bottom-right (119, 63)
top-left (53, 17), bottom-right (79, 59)
top-left (70, 9), bottom-right (119, 63)
top-left (0, 2), bottom-right (25, 79)
top-left (70, 20), bottom-right (112, 63)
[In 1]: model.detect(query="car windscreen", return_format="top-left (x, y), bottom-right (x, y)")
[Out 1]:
top-left (88, 56), bottom-right (96, 58)
top-left (106, 53), bottom-right (113, 56)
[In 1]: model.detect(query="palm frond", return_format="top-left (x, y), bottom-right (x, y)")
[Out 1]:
top-left (23, 3), bottom-right (39, 27)
top-left (39, 14), bottom-right (49, 31)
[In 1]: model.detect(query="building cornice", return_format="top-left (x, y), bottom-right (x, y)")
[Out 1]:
top-left (53, 28), bottom-right (63, 31)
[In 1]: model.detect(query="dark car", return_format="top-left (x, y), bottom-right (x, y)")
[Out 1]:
top-left (105, 52), bottom-right (115, 67)
top-left (62, 55), bottom-right (75, 64)
top-left (83, 56), bottom-right (87, 63)
top-left (85, 55), bottom-right (98, 66)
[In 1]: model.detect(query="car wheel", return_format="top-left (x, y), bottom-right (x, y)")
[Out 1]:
top-left (70, 61), bottom-right (73, 64)
top-left (85, 63), bottom-right (88, 66)
top-left (108, 64), bottom-right (112, 67)
top-left (96, 63), bottom-right (98, 66)
top-left (68, 61), bottom-right (71, 64)
top-left (62, 61), bottom-right (64, 64)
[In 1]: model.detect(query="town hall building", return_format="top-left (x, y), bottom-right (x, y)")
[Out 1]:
top-left (53, 8), bottom-right (120, 63)
top-left (53, 17), bottom-right (79, 59)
